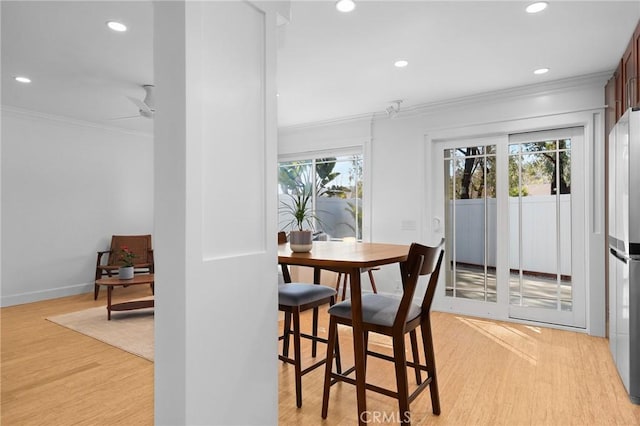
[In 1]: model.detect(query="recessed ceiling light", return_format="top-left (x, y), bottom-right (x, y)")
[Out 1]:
top-left (106, 21), bottom-right (127, 32)
top-left (534, 68), bottom-right (550, 75)
top-left (14, 76), bottom-right (31, 83)
top-left (394, 60), bottom-right (409, 68)
top-left (335, 0), bottom-right (356, 13)
top-left (526, 2), bottom-right (548, 14)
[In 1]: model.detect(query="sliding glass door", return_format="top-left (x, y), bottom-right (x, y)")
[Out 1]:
top-left (437, 128), bottom-right (586, 328)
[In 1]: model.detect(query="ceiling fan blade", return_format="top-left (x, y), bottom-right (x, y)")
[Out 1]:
top-left (142, 85), bottom-right (155, 109)
top-left (108, 115), bottom-right (141, 120)
top-left (127, 96), bottom-right (152, 115)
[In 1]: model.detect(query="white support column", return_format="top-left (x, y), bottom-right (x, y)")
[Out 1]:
top-left (154, 2), bottom-right (285, 424)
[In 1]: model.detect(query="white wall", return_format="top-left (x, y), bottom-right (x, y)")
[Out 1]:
top-left (1, 108), bottom-right (153, 306)
top-left (279, 73), bottom-right (607, 335)
top-left (278, 117), bottom-right (372, 156)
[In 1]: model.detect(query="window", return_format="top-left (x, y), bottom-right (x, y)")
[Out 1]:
top-left (278, 153), bottom-right (363, 240)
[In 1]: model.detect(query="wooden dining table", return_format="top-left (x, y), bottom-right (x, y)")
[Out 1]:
top-left (278, 240), bottom-right (409, 425)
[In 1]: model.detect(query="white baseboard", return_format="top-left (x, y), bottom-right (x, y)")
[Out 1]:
top-left (1, 282), bottom-right (94, 307)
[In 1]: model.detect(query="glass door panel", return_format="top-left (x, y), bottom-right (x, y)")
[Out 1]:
top-left (507, 130), bottom-right (584, 327)
top-left (444, 146), bottom-right (497, 303)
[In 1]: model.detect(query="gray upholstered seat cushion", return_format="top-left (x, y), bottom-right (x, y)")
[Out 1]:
top-left (278, 283), bottom-right (336, 306)
top-left (328, 293), bottom-right (422, 327)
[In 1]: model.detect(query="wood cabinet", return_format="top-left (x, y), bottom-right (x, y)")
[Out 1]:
top-left (609, 20), bottom-right (640, 129)
top-left (605, 62), bottom-right (624, 134)
top-left (605, 74), bottom-right (617, 137)
top-left (615, 62), bottom-right (624, 119)
top-left (634, 24), bottom-right (640, 108)
top-left (621, 23), bottom-right (640, 113)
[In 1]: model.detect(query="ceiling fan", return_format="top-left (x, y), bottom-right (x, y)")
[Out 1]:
top-left (111, 84), bottom-right (155, 120)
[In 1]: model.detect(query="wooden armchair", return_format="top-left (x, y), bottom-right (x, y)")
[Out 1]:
top-left (94, 234), bottom-right (154, 299)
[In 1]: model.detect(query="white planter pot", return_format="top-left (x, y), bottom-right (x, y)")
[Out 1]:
top-left (118, 266), bottom-right (134, 280)
top-left (289, 230), bottom-right (313, 253)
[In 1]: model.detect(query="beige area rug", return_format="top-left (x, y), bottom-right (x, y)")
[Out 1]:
top-left (47, 298), bottom-right (154, 362)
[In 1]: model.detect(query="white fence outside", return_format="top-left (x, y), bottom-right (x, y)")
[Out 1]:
top-left (278, 195), bottom-right (359, 239)
top-left (279, 194), bottom-right (571, 276)
top-left (450, 195), bottom-right (571, 276)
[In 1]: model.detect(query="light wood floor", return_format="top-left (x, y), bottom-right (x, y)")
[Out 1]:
top-left (1, 286), bottom-right (154, 425)
top-left (3, 287), bottom-right (640, 425)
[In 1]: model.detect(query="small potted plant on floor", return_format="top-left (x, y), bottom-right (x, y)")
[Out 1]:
top-left (280, 186), bottom-right (318, 253)
top-left (118, 245), bottom-right (136, 279)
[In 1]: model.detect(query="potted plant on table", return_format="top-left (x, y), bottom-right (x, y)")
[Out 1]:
top-left (280, 186), bottom-right (318, 253)
top-left (118, 245), bottom-right (136, 279)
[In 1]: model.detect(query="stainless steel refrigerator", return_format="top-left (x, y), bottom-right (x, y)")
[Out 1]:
top-left (608, 107), bottom-right (640, 404)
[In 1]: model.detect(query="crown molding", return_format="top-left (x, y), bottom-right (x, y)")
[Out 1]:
top-left (280, 71), bottom-right (613, 130)
top-left (397, 71), bottom-right (611, 120)
top-left (1, 105), bottom-right (153, 138)
top-left (279, 112), bottom-right (375, 132)
top-left (379, 71), bottom-right (612, 121)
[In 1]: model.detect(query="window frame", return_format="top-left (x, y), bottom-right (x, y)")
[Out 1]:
top-left (278, 146), bottom-right (370, 241)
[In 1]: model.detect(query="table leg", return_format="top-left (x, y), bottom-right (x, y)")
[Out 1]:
top-left (349, 268), bottom-right (367, 425)
top-left (107, 286), bottom-right (113, 320)
top-left (312, 267), bottom-right (321, 357)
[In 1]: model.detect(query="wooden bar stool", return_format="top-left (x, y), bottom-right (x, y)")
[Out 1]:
top-left (279, 283), bottom-right (341, 408)
top-left (277, 231), bottom-right (341, 408)
top-left (321, 240), bottom-right (444, 425)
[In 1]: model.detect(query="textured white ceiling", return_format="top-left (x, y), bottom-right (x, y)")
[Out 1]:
top-left (2, 1), bottom-right (639, 132)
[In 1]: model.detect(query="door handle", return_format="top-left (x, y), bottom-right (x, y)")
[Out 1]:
top-left (610, 248), bottom-right (628, 264)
